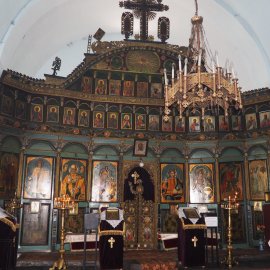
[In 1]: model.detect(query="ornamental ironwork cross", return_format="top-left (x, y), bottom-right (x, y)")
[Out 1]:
top-left (108, 237), bottom-right (115, 248)
top-left (192, 236), bottom-right (198, 247)
top-left (119, 0), bottom-right (169, 41)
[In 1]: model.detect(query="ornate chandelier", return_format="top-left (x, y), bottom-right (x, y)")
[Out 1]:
top-left (163, 1), bottom-right (242, 122)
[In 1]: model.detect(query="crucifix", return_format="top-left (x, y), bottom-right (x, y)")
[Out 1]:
top-left (119, 0), bottom-right (169, 41)
top-left (108, 237), bottom-right (115, 248)
top-left (191, 236), bottom-right (198, 247)
top-left (131, 171), bottom-right (140, 184)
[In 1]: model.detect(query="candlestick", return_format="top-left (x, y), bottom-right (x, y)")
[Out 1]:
top-left (50, 195), bottom-right (75, 270)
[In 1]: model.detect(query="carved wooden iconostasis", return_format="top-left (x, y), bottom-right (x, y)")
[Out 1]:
top-left (1, 27), bottom-right (270, 253)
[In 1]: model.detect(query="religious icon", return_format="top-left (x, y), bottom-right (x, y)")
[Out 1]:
top-left (161, 163), bottom-right (184, 203)
top-left (47, 105), bottom-right (59, 123)
top-left (249, 159), bottom-right (268, 200)
top-left (23, 156), bottom-right (53, 199)
top-left (245, 113), bottom-right (257, 130)
top-left (148, 115), bottom-right (159, 131)
top-left (81, 76), bottom-right (92, 93)
top-left (123, 80), bottom-right (134, 96)
top-left (189, 164), bottom-right (214, 203)
top-left (150, 83), bottom-right (162, 98)
top-left (204, 116), bottom-right (215, 132)
top-left (69, 203), bottom-right (79, 215)
top-left (189, 116), bottom-right (200, 132)
top-left (15, 100), bottom-right (26, 119)
top-left (175, 116), bottom-right (185, 132)
top-left (64, 207), bottom-right (84, 234)
top-left (133, 139), bottom-right (148, 157)
top-left (231, 115), bottom-right (241, 131)
top-left (121, 113), bottom-right (132, 129)
top-left (137, 81), bottom-right (148, 97)
top-left (31, 104), bottom-right (43, 122)
top-left (30, 201), bottom-right (40, 214)
top-left (1, 95), bottom-right (14, 115)
top-left (93, 111), bottom-right (105, 128)
top-left (78, 109), bottom-right (90, 127)
top-left (135, 113), bottom-right (146, 130)
top-left (63, 107), bottom-right (76, 125)
top-left (21, 203), bottom-right (50, 245)
top-left (219, 115), bottom-right (229, 131)
top-left (95, 78), bottom-right (107, 95)
top-left (60, 158), bottom-right (87, 201)
top-left (109, 79), bottom-right (121, 95)
top-left (0, 152), bottom-right (19, 198)
top-left (107, 112), bottom-right (119, 129)
top-left (162, 116), bottom-right (172, 132)
top-left (91, 161), bottom-right (118, 202)
top-left (219, 162), bottom-right (243, 200)
top-left (259, 111), bottom-right (270, 128)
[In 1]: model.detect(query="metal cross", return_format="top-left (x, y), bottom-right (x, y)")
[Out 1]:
top-left (192, 236), bottom-right (198, 247)
top-left (131, 171), bottom-right (140, 184)
top-left (108, 237), bottom-right (115, 248)
top-left (119, 0), bottom-right (169, 41)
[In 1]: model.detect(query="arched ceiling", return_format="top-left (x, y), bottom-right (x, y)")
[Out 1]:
top-left (0, 0), bottom-right (269, 92)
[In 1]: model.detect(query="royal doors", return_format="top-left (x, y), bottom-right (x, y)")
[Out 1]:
top-left (123, 166), bottom-right (157, 249)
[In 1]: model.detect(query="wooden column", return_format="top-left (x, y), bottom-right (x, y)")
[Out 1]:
top-left (215, 155), bottom-right (220, 203)
top-left (185, 157), bottom-right (189, 202)
top-left (87, 152), bottom-right (93, 201)
top-left (54, 150), bottom-right (61, 197)
top-left (16, 147), bottom-right (25, 197)
top-left (244, 153), bottom-right (250, 200)
top-left (118, 152), bottom-right (124, 203)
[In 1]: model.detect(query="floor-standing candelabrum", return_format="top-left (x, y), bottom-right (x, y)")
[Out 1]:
top-left (6, 192), bottom-right (22, 217)
top-left (221, 192), bottom-right (239, 269)
top-left (50, 195), bottom-right (74, 270)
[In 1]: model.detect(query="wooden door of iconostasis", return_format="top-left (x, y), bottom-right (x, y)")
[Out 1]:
top-left (122, 165), bottom-right (157, 249)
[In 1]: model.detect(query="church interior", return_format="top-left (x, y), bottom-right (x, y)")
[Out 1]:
top-left (0, 0), bottom-right (270, 269)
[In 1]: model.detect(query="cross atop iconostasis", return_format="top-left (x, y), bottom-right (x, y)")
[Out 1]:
top-left (119, 0), bottom-right (170, 42)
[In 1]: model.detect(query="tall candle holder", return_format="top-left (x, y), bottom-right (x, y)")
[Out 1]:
top-left (6, 192), bottom-right (22, 216)
top-left (50, 195), bottom-right (75, 270)
top-left (221, 192), bottom-right (239, 269)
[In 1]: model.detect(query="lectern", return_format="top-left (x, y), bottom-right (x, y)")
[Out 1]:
top-left (178, 207), bottom-right (207, 268)
top-left (99, 207), bottom-right (124, 270)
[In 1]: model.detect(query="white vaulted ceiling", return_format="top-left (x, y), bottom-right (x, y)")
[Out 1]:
top-left (0, 0), bottom-right (269, 92)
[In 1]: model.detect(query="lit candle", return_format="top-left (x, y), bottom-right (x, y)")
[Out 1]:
top-left (184, 58), bottom-right (188, 76)
top-left (164, 69), bottom-right (168, 86)
top-left (215, 51), bottom-right (219, 67)
top-left (178, 54), bottom-right (182, 72)
top-left (198, 48), bottom-right (202, 67)
top-left (172, 64), bottom-right (175, 80)
top-left (212, 59), bottom-right (215, 73)
top-left (231, 67), bottom-right (235, 79)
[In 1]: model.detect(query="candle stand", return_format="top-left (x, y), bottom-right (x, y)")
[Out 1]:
top-left (6, 192), bottom-right (22, 216)
top-left (221, 192), bottom-right (239, 269)
top-left (50, 195), bottom-right (74, 270)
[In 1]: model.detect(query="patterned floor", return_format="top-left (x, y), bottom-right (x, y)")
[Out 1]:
top-left (16, 248), bottom-right (270, 270)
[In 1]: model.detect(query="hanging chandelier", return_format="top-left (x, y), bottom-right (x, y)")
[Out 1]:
top-left (163, 0), bottom-right (242, 122)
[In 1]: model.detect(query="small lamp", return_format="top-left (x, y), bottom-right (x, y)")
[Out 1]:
top-left (139, 158), bottom-right (144, 167)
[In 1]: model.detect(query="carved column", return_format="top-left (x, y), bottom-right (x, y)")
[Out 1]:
top-left (87, 138), bottom-right (95, 202)
top-left (215, 154), bottom-right (220, 203)
top-left (54, 150), bottom-right (61, 197)
top-left (17, 147), bottom-right (25, 197)
top-left (118, 152), bottom-right (124, 203)
top-left (185, 156), bottom-right (189, 202)
top-left (87, 152), bottom-right (93, 201)
top-left (244, 152), bottom-right (250, 201)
